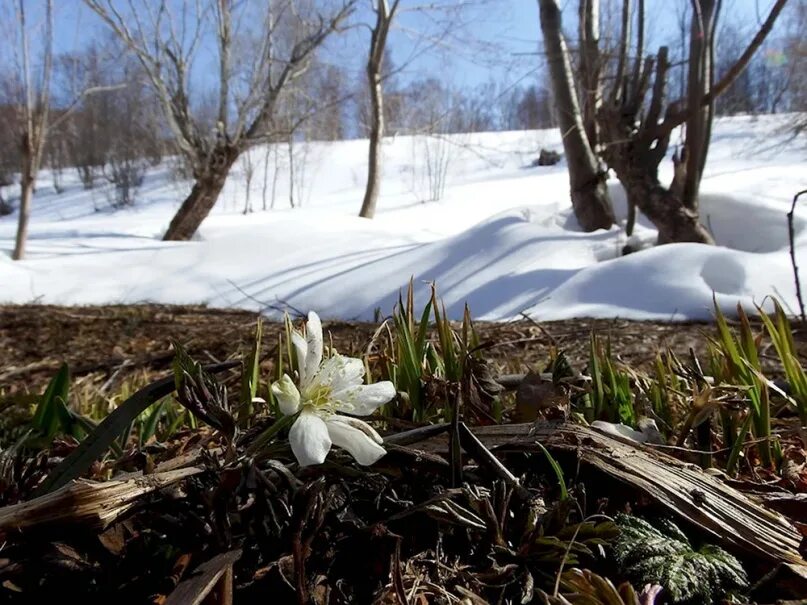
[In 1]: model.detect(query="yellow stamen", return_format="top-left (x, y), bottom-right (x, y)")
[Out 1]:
top-left (305, 383), bottom-right (334, 411)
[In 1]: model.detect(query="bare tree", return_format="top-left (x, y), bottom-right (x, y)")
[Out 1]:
top-left (53, 44), bottom-right (100, 189)
top-left (499, 84), bottom-right (555, 130)
top-left (85, 0), bottom-right (356, 241)
top-left (460, 81), bottom-right (505, 132)
top-left (46, 120), bottom-right (69, 194)
top-left (778, 0), bottom-right (807, 135)
top-left (241, 148), bottom-right (255, 214)
top-left (10, 0), bottom-right (53, 260)
top-left (359, 0), bottom-right (400, 219)
top-left (6, 2), bottom-right (125, 259)
top-left (714, 22), bottom-right (756, 116)
top-left (401, 78), bottom-right (469, 201)
top-left (287, 137), bottom-right (296, 209)
top-left (420, 134), bottom-right (453, 202)
top-left (261, 142), bottom-right (284, 211)
top-left (304, 63), bottom-right (348, 141)
top-left (596, 0), bottom-right (787, 244)
top-left (791, 0), bottom-right (807, 109)
top-left (538, 0), bottom-right (615, 232)
top-left (357, 1), bottom-right (499, 218)
top-left (0, 103), bottom-right (17, 192)
top-left (42, 39), bottom-right (163, 208)
top-left (355, 49), bottom-right (407, 137)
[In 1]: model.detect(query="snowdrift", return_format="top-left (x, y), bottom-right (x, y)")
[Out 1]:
top-left (0, 115), bottom-right (804, 321)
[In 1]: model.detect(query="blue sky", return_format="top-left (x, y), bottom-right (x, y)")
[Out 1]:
top-left (370, 0), bottom-right (782, 90)
top-left (8, 0), bottom-right (789, 96)
top-left (37, 1), bottom-right (541, 90)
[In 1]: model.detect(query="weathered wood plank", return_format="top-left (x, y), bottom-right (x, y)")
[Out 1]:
top-left (417, 421), bottom-right (806, 566)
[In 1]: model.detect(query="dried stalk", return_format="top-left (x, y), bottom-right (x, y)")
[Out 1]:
top-left (788, 190), bottom-right (807, 322)
top-left (0, 467), bottom-right (201, 531)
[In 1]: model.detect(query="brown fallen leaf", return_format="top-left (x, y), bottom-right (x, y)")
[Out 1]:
top-left (512, 372), bottom-right (569, 422)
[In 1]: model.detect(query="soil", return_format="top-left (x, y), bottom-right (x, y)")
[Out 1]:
top-left (3, 303), bottom-right (806, 397)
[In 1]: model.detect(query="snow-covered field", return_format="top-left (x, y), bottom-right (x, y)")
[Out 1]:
top-left (0, 115), bottom-right (805, 321)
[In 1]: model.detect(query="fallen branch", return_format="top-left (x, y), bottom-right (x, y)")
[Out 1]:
top-left (0, 467), bottom-right (201, 532)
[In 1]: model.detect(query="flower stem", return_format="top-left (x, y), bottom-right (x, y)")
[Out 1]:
top-left (245, 414), bottom-right (297, 456)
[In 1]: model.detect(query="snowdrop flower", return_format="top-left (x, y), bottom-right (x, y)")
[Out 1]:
top-left (271, 311), bottom-right (395, 467)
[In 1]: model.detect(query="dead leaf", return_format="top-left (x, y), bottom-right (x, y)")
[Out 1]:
top-left (513, 372), bottom-right (569, 422)
top-left (98, 524), bottom-right (127, 555)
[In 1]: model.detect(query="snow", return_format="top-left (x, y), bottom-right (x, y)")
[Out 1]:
top-left (0, 114), bottom-right (805, 322)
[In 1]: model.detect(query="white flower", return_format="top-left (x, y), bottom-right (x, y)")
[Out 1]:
top-left (271, 311), bottom-right (396, 467)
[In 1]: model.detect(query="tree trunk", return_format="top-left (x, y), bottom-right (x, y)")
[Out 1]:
top-left (622, 175), bottom-right (715, 244)
top-left (359, 70), bottom-right (384, 219)
top-left (598, 41), bottom-right (714, 246)
top-left (262, 147), bottom-right (270, 211)
top-left (578, 0), bottom-right (602, 150)
top-left (603, 127), bottom-right (714, 244)
top-left (12, 138), bottom-right (35, 260)
top-left (12, 173), bottom-right (34, 260)
top-left (271, 145), bottom-right (280, 210)
top-left (682, 0), bottom-right (719, 211)
top-left (163, 175), bottom-right (229, 241)
top-left (539, 0), bottom-right (614, 232)
top-left (287, 137), bottom-right (295, 209)
top-left (359, 1), bottom-right (396, 220)
top-left (163, 145), bottom-right (238, 241)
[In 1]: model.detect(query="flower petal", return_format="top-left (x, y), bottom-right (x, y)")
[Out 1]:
top-left (326, 415), bottom-right (386, 466)
top-left (289, 410), bottom-right (332, 466)
top-left (327, 414), bottom-right (384, 443)
top-left (271, 374), bottom-right (301, 416)
top-left (313, 355), bottom-right (365, 392)
top-left (332, 381), bottom-right (396, 416)
top-left (291, 331), bottom-right (308, 386)
top-left (304, 312), bottom-right (323, 385)
top-left (331, 356), bottom-right (365, 391)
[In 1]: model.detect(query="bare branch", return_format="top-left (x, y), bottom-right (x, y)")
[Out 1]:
top-left (215, 0), bottom-right (230, 130)
top-left (629, 0), bottom-right (645, 98)
top-left (657, 0), bottom-right (789, 136)
top-left (49, 84), bottom-right (127, 131)
top-left (83, 0), bottom-right (199, 162)
top-left (244, 1), bottom-right (357, 143)
top-left (611, 0), bottom-right (632, 103)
